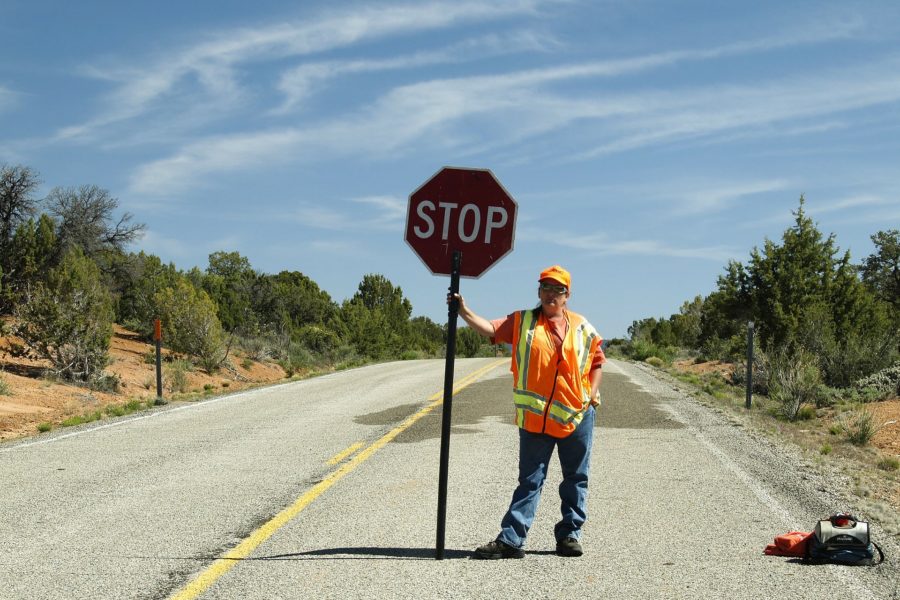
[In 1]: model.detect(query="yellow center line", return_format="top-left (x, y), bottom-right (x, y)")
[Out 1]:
top-left (170, 358), bottom-right (508, 600)
top-left (326, 441), bottom-right (365, 466)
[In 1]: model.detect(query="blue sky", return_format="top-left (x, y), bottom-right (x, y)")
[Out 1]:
top-left (2, 0), bottom-right (899, 339)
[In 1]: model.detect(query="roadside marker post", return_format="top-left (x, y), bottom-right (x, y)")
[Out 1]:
top-left (405, 167), bottom-right (517, 560)
top-left (746, 321), bottom-right (754, 409)
top-left (153, 318), bottom-right (167, 405)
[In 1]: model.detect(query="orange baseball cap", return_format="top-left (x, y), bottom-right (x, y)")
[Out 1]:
top-left (539, 265), bottom-right (571, 290)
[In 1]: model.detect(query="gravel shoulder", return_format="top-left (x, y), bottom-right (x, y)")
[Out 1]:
top-left (612, 359), bottom-right (900, 599)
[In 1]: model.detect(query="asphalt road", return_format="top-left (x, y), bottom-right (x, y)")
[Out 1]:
top-left (0, 358), bottom-right (897, 599)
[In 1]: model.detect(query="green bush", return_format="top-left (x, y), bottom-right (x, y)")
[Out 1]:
top-left (14, 248), bottom-right (113, 382)
top-left (91, 372), bottom-right (121, 393)
top-left (698, 334), bottom-right (746, 362)
top-left (604, 338), bottom-right (629, 358)
top-left (645, 356), bottom-right (664, 368)
top-left (37, 422), bottom-right (52, 433)
top-left (876, 457), bottom-right (899, 471)
top-left (294, 325), bottom-right (341, 356)
top-left (105, 400), bottom-right (144, 417)
top-left (853, 363), bottom-right (900, 397)
top-left (238, 335), bottom-right (271, 361)
top-left (0, 374), bottom-right (10, 396)
top-left (61, 411), bottom-right (102, 427)
top-left (838, 406), bottom-right (882, 446)
top-left (278, 342), bottom-right (317, 377)
top-left (105, 404), bottom-right (126, 417)
top-left (768, 346), bottom-right (821, 420)
top-left (796, 404), bottom-right (816, 420)
top-left (819, 385), bottom-right (884, 406)
top-left (236, 326), bottom-right (285, 362)
top-left (629, 340), bottom-right (676, 363)
top-left (334, 345), bottom-right (365, 371)
top-left (675, 372), bottom-right (702, 386)
top-left (814, 384), bottom-right (841, 408)
top-left (165, 359), bottom-right (191, 394)
top-left (455, 327), bottom-right (484, 358)
top-left (154, 279), bottom-right (228, 373)
top-left (820, 331), bottom-right (897, 389)
top-left (475, 344), bottom-right (498, 358)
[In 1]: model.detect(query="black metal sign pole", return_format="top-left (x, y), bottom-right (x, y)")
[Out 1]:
top-left (436, 250), bottom-right (461, 560)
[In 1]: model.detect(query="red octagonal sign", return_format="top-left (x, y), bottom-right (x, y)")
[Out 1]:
top-left (405, 167), bottom-right (517, 278)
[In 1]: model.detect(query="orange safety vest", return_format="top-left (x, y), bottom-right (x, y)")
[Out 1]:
top-left (510, 308), bottom-right (601, 438)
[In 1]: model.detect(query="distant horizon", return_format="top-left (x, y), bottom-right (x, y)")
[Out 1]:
top-left (3, 0), bottom-right (898, 338)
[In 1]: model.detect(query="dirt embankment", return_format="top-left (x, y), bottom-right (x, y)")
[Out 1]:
top-left (0, 324), bottom-right (286, 442)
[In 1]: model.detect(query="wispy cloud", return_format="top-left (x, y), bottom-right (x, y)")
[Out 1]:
top-left (0, 85), bottom-right (16, 113)
top-left (129, 129), bottom-right (304, 194)
top-left (738, 190), bottom-right (900, 232)
top-left (136, 50), bottom-right (900, 195)
top-left (522, 228), bottom-right (737, 262)
top-left (596, 239), bottom-right (739, 262)
top-left (808, 193), bottom-right (900, 230)
top-left (290, 195), bottom-right (405, 233)
top-left (273, 31), bottom-right (557, 114)
top-left (125, 10), bottom-right (900, 195)
top-left (670, 179), bottom-right (792, 214)
top-left (352, 195), bottom-right (406, 231)
top-left (58, 0), bottom-right (547, 143)
top-left (815, 193), bottom-right (895, 214)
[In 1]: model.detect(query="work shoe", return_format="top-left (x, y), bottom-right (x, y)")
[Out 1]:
top-left (556, 537), bottom-right (583, 557)
top-left (474, 539), bottom-right (525, 559)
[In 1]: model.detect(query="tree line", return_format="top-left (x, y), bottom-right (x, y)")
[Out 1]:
top-left (0, 164), bottom-right (499, 387)
top-left (616, 197), bottom-right (899, 419)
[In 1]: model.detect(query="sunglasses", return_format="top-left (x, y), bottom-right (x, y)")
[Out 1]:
top-left (539, 282), bottom-right (568, 294)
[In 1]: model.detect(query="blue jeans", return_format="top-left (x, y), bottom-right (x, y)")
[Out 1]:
top-left (497, 406), bottom-right (595, 549)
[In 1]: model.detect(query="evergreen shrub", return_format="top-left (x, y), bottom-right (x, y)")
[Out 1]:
top-left (15, 248), bottom-right (113, 382)
top-left (853, 363), bottom-right (900, 397)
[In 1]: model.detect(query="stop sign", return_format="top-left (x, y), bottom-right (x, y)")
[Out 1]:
top-left (405, 167), bottom-right (517, 278)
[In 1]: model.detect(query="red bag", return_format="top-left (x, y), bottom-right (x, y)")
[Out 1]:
top-left (764, 531), bottom-right (813, 557)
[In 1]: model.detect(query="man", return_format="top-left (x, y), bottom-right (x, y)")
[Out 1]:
top-left (450, 265), bottom-right (605, 559)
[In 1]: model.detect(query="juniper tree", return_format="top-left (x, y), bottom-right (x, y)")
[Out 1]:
top-left (15, 248), bottom-right (113, 382)
top-left (2, 215), bottom-right (57, 309)
top-left (0, 165), bottom-right (41, 311)
top-left (153, 278), bottom-right (228, 373)
top-left (860, 229), bottom-right (900, 319)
